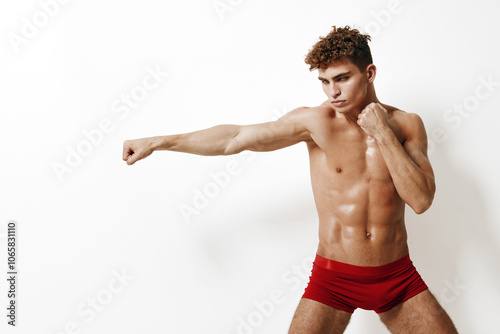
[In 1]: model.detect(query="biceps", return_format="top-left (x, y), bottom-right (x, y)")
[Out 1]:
top-left (233, 121), bottom-right (309, 152)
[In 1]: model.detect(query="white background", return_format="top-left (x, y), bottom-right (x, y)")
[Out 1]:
top-left (1, 0), bottom-right (500, 333)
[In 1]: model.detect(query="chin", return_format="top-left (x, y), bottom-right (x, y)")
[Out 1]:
top-left (334, 106), bottom-right (349, 113)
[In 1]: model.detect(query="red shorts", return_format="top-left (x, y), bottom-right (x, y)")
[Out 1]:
top-left (302, 253), bottom-right (428, 314)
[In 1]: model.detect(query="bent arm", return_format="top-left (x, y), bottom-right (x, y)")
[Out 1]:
top-left (123, 107), bottom-right (312, 165)
top-left (376, 114), bottom-right (436, 214)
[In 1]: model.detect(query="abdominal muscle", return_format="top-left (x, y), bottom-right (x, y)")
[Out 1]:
top-left (307, 135), bottom-right (410, 267)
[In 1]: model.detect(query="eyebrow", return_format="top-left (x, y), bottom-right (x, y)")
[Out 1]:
top-left (318, 71), bottom-right (352, 81)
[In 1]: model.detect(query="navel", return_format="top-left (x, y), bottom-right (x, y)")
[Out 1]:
top-left (366, 232), bottom-right (372, 239)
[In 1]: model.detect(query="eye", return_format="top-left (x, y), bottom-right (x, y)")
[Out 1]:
top-left (339, 76), bottom-right (349, 81)
top-left (321, 80), bottom-right (329, 84)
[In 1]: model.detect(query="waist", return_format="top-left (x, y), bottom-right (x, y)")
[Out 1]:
top-left (313, 252), bottom-right (413, 276)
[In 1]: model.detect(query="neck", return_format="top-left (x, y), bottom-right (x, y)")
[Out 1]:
top-left (343, 84), bottom-right (380, 124)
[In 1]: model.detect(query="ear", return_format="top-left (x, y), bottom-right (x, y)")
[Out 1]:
top-left (366, 64), bottom-right (376, 83)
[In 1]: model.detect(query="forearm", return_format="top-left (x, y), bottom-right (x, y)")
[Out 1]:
top-left (376, 130), bottom-right (435, 213)
top-left (151, 124), bottom-right (240, 156)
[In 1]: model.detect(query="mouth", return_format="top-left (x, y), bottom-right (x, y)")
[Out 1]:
top-left (331, 100), bottom-right (346, 107)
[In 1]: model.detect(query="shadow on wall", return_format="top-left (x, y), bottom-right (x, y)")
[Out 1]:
top-left (405, 120), bottom-right (500, 333)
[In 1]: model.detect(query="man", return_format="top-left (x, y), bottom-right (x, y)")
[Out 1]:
top-left (122, 26), bottom-right (459, 333)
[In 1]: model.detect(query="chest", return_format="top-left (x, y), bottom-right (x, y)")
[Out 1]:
top-left (308, 120), bottom-right (405, 178)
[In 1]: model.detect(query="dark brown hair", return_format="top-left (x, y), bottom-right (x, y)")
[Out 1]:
top-left (305, 25), bottom-right (373, 72)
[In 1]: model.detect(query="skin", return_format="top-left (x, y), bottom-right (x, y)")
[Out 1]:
top-left (122, 58), bottom-right (458, 333)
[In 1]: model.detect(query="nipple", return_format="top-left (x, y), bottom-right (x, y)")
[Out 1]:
top-left (336, 168), bottom-right (342, 173)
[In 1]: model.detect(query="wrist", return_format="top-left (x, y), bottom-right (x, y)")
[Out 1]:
top-left (149, 136), bottom-right (163, 151)
top-left (374, 126), bottom-right (395, 144)
top-left (150, 135), bottom-right (177, 151)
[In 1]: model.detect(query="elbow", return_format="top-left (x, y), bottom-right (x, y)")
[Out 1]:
top-left (224, 136), bottom-right (243, 156)
top-left (412, 201), bottom-right (431, 215)
top-left (223, 145), bottom-right (239, 156)
top-left (412, 193), bottom-right (434, 215)
top-left (413, 178), bottom-right (436, 214)
top-left (224, 126), bottom-right (250, 155)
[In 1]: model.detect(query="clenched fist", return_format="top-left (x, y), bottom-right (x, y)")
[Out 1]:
top-left (122, 137), bottom-right (155, 165)
top-left (357, 102), bottom-right (390, 139)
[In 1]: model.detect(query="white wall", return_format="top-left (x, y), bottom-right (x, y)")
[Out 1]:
top-left (1, 0), bottom-right (499, 333)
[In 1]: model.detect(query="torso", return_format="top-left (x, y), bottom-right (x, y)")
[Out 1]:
top-left (306, 102), bottom-right (410, 266)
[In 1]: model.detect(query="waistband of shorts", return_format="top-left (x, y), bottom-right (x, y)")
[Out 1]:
top-left (313, 253), bottom-right (412, 276)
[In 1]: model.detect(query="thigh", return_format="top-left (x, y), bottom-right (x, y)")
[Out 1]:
top-left (288, 298), bottom-right (352, 334)
top-left (378, 289), bottom-right (458, 334)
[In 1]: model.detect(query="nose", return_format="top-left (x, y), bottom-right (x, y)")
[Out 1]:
top-left (330, 84), bottom-right (341, 99)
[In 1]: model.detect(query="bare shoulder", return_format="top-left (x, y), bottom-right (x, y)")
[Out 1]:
top-left (284, 104), bottom-right (331, 116)
top-left (309, 101), bottom-right (338, 119)
top-left (278, 104), bottom-right (333, 143)
top-left (383, 104), bottom-right (426, 138)
top-left (280, 104), bottom-right (333, 124)
top-left (383, 104), bottom-right (422, 123)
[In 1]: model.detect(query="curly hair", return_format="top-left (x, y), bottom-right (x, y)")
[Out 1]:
top-left (305, 25), bottom-right (373, 72)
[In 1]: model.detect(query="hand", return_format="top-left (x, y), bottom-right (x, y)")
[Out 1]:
top-left (122, 137), bottom-right (155, 165)
top-left (357, 102), bottom-right (390, 139)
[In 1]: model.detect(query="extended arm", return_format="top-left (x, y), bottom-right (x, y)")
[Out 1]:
top-left (122, 107), bottom-right (312, 165)
top-left (358, 103), bottom-right (436, 214)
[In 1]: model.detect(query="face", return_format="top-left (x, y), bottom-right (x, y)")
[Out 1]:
top-left (318, 58), bottom-right (375, 113)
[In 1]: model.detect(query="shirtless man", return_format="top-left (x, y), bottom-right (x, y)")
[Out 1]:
top-left (122, 26), bottom-right (459, 333)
